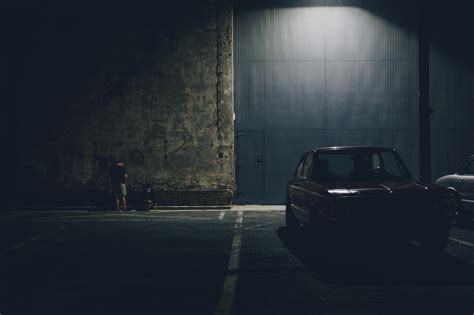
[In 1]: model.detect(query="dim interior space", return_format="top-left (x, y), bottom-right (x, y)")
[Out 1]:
top-left (1, 0), bottom-right (473, 314)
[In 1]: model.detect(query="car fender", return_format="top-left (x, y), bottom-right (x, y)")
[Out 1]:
top-left (446, 186), bottom-right (461, 200)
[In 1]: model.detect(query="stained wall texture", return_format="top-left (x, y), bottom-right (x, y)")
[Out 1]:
top-left (7, 1), bottom-right (234, 206)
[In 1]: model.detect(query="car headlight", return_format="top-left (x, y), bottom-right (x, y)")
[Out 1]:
top-left (327, 189), bottom-right (359, 196)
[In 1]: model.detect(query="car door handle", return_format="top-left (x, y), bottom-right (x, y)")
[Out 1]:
top-left (458, 178), bottom-right (464, 183)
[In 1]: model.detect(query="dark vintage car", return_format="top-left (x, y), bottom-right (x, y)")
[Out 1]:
top-left (286, 146), bottom-right (458, 252)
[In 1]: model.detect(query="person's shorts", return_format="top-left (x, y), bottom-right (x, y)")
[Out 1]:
top-left (111, 183), bottom-right (127, 197)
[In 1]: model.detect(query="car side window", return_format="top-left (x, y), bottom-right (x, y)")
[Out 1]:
top-left (295, 153), bottom-right (307, 178)
top-left (302, 153), bottom-right (314, 179)
top-left (464, 159), bottom-right (474, 175)
top-left (380, 152), bottom-right (401, 176)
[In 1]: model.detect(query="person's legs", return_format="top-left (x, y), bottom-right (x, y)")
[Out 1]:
top-left (120, 183), bottom-right (127, 211)
top-left (112, 183), bottom-right (122, 211)
top-left (114, 197), bottom-right (120, 211)
top-left (145, 201), bottom-right (155, 211)
top-left (121, 196), bottom-right (127, 211)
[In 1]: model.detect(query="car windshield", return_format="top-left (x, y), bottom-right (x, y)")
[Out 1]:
top-left (312, 150), bottom-right (411, 182)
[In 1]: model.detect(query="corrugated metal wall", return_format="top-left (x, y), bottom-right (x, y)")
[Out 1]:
top-left (429, 3), bottom-right (474, 180)
top-left (234, 1), bottom-right (420, 203)
top-left (430, 50), bottom-right (474, 179)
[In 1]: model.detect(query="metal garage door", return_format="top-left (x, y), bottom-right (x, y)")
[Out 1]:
top-left (234, 1), bottom-right (420, 204)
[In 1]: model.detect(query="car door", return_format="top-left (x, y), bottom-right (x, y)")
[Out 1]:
top-left (295, 152), bottom-right (314, 223)
top-left (459, 157), bottom-right (474, 212)
top-left (287, 153), bottom-right (308, 218)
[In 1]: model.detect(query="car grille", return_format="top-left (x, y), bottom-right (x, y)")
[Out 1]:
top-left (333, 195), bottom-right (425, 227)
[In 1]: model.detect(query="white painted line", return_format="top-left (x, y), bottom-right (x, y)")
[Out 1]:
top-left (215, 210), bottom-right (244, 315)
top-left (449, 237), bottom-right (474, 247)
top-left (231, 205), bottom-right (285, 211)
top-left (244, 221), bottom-right (278, 230)
top-left (218, 211), bottom-right (226, 220)
top-left (234, 210), bottom-right (243, 229)
top-left (227, 235), bottom-right (242, 272)
top-left (215, 275), bottom-right (237, 314)
top-left (0, 237), bottom-right (40, 255)
top-left (150, 209), bottom-right (283, 213)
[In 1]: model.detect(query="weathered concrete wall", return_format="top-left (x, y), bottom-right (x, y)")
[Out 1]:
top-left (11, 1), bottom-right (234, 205)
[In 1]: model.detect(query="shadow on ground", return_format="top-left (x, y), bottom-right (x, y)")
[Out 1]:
top-left (277, 226), bottom-right (474, 286)
top-left (456, 220), bottom-right (474, 232)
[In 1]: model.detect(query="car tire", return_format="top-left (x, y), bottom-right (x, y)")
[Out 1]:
top-left (452, 193), bottom-right (470, 226)
top-left (285, 202), bottom-right (298, 230)
top-left (419, 228), bottom-right (449, 254)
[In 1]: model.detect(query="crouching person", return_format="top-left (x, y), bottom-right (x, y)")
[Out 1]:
top-left (141, 183), bottom-right (157, 211)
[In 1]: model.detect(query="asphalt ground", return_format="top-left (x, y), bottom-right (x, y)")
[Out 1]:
top-left (0, 208), bottom-right (473, 315)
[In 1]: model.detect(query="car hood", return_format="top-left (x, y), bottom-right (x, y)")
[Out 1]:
top-left (322, 180), bottom-right (448, 196)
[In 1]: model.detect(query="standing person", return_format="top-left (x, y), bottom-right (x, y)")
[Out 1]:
top-left (141, 183), bottom-right (157, 211)
top-left (110, 160), bottom-right (127, 211)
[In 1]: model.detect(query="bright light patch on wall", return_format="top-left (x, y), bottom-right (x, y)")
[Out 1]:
top-left (236, 6), bottom-right (416, 62)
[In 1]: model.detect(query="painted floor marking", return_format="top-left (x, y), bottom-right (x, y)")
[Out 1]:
top-left (227, 234), bottom-right (242, 272)
top-left (244, 221), bottom-right (278, 230)
top-left (218, 211), bottom-right (226, 220)
top-left (0, 237), bottom-right (40, 255)
top-left (449, 237), bottom-right (474, 247)
top-left (215, 210), bottom-right (244, 315)
top-left (234, 211), bottom-right (243, 229)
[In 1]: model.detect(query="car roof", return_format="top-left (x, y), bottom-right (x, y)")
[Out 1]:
top-left (308, 146), bottom-right (396, 154)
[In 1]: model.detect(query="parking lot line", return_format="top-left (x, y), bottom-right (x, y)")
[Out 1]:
top-left (215, 210), bottom-right (244, 314)
top-left (218, 211), bottom-right (226, 220)
top-left (449, 237), bottom-right (474, 247)
top-left (227, 235), bottom-right (242, 272)
top-left (234, 211), bottom-right (243, 229)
